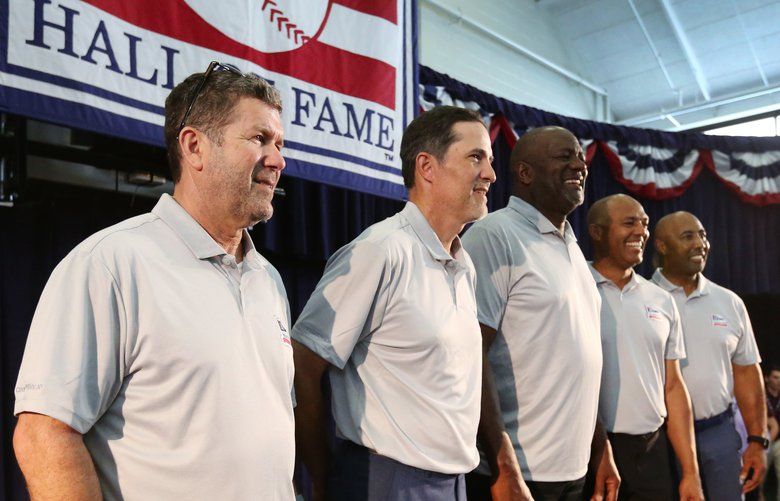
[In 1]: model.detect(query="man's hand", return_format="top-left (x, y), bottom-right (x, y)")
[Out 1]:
top-left (678, 472), bottom-right (704, 501)
top-left (590, 443), bottom-right (620, 501)
top-left (740, 442), bottom-right (767, 493)
top-left (490, 443), bottom-right (534, 501)
top-left (732, 362), bottom-right (768, 494)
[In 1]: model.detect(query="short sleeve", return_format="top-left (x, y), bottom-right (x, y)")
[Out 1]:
top-left (732, 296), bottom-right (761, 365)
top-left (664, 295), bottom-right (686, 360)
top-left (461, 223), bottom-right (511, 330)
top-left (291, 239), bottom-right (390, 369)
top-left (14, 250), bottom-right (127, 434)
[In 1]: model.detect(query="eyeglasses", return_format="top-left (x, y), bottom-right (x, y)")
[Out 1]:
top-left (176, 61), bottom-right (246, 138)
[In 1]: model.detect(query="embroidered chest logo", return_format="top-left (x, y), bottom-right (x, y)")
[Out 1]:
top-left (711, 314), bottom-right (729, 328)
top-left (277, 317), bottom-right (292, 346)
top-left (645, 305), bottom-right (663, 321)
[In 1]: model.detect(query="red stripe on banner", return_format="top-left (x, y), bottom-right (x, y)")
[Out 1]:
top-left (597, 142), bottom-right (704, 200)
top-left (498, 116), bottom-right (518, 150)
top-left (700, 150), bottom-right (780, 206)
top-left (489, 117), bottom-right (501, 144)
top-left (488, 115), bottom-right (517, 149)
top-left (585, 141), bottom-right (598, 164)
top-left (333, 0), bottom-right (397, 24)
top-left (83, 0), bottom-right (396, 108)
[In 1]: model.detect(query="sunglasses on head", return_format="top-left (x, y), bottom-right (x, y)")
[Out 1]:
top-left (176, 61), bottom-right (247, 138)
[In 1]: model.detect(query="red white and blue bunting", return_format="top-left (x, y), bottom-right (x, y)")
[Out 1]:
top-left (419, 77), bottom-right (780, 207)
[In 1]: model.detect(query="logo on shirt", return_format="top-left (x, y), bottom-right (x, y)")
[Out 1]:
top-left (645, 305), bottom-right (663, 321)
top-left (712, 314), bottom-right (729, 328)
top-left (15, 383), bottom-right (43, 393)
top-left (277, 317), bottom-right (292, 346)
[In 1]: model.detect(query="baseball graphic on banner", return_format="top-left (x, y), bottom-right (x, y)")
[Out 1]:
top-left (184, 0), bottom-right (331, 53)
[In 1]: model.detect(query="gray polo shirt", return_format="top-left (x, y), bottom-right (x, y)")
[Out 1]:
top-left (652, 269), bottom-right (761, 420)
top-left (15, 194), bottom-right (295, 500)
top-left (292, 202), bottom-right (481, 474)
top-left (462, 196), bottom-right (602, 482)
top-left (590, 266), bottom-right (685, 435)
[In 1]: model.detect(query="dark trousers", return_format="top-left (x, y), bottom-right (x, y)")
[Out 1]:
top-left (465, 471), bottom-right (585, 501)
top-left (693, 408), bottom-right (743, 501)
top-left (331, 440), bottom-right (467, 501)
top-left (608, 426), bottom-right (676, 501)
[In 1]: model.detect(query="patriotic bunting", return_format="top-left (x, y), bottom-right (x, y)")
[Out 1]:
top-left (420, 82), bottom-right (780, 206)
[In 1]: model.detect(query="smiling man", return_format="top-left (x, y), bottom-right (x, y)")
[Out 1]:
top-left (292, 106), bottom-right (495, 500)
top-left (653, 211), bottom-right (766, 501)
top-left (462, 126), bottom-right (618, 501)
top-left (588, 195), bottom-right (702, 501)
top-left (13, 62), bottom-right (294, 500)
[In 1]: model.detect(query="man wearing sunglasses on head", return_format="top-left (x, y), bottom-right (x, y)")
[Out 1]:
top-left (13, 62), bottom-right (294, 500)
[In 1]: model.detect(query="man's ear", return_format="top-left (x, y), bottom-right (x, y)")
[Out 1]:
top-left (654, 237), bottom-right (667, 256)
top-left (514, 161), bottom-right (533, 185)
top-left (415, 152), bottom-right (436, 185)
top-left (588, 223), bottom-right (604, 243)
top-left (178, 127), bottom-right (207, 173)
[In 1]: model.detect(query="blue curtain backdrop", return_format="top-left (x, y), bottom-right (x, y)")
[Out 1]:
top-left (2, 66), bottom-right (780, 499)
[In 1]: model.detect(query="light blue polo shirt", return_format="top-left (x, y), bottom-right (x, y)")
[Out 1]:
top-left (652, 269), bottom-right (761, 420)
top-left (462, 196), bottom-right (602, 482)
top-left (590, 265), bottom-right (685, 434)
top-left (292, 201), bottom-right (482, 474)
top-left (15, 194), bottom-right (295, 500)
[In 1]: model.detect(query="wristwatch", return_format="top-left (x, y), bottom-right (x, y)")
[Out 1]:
top-left (747, 435), bottom-right (770, 449)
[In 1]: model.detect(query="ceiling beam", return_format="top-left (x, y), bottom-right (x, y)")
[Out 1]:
top-left (730, 0), bottom-right (769, 87)
top-left (627, 0), bottom-right (676, 91)
top-left (422, 0), bottom-right (607, 96)
top-left (658, 0), bottom-right (710, 100)
top-left (617, 81), bottom-right (780, 126)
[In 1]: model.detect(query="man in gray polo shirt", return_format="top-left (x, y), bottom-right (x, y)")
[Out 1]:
top-left (462, 126), bottom-right (618, 501)
top-left (292, 106), bottom-right (495, 500)
top-left (587, 195), bottom-right (703, 500)
top-left (653, 211), bottom-right (766, 500)
top-left (13, 62), bottom-right (295, 499)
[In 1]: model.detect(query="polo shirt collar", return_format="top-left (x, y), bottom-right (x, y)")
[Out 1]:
top-left (153, 194), bottom-right (265, 269)
top-left (507, 196), bottom-right (577, 244)
top-left (401, 202), bottom-right (462, 263)
top-left (588, 262), bottom-right (639, 291)
top-left (652, 268), bottom-right (710, 298)
top-left (242, 234), bottom-right (266, 271)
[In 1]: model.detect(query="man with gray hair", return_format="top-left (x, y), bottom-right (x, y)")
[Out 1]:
top-left (293, 105), bottom-right (495, 500)
top-left (13, 61), bottom-right (294, 499)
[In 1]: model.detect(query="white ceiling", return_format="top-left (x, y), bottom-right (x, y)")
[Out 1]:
top-left (538, 0), bottom-right (780, 131)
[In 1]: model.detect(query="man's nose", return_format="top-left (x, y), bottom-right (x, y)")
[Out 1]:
top-left (483, 162), bottom-right (497, 184)
top-left (265, 146), bottom-right (286, 171)
top-left (571, 155), bottom-right (587, 172)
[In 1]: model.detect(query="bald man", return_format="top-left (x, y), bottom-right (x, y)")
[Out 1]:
top-left (462, 126), bottom-right (618, 501)
top-left (588, 195), bottom-right (702, 501)
top-left (652, 212), bottom-right (766, 500)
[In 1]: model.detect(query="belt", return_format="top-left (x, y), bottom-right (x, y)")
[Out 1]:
top-left (343, 441), bottom-right (461, 480)
top-left (607, 426), bottom-right (663, 442)
top-left (694, 405), bottom-right (733, 432)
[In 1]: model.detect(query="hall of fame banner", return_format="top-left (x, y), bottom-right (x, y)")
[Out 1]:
top-left (0, 0), bottom-right (418, 199)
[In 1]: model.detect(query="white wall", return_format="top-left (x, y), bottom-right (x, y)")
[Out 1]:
top-left (420, 0), bottom-right (610, 121)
